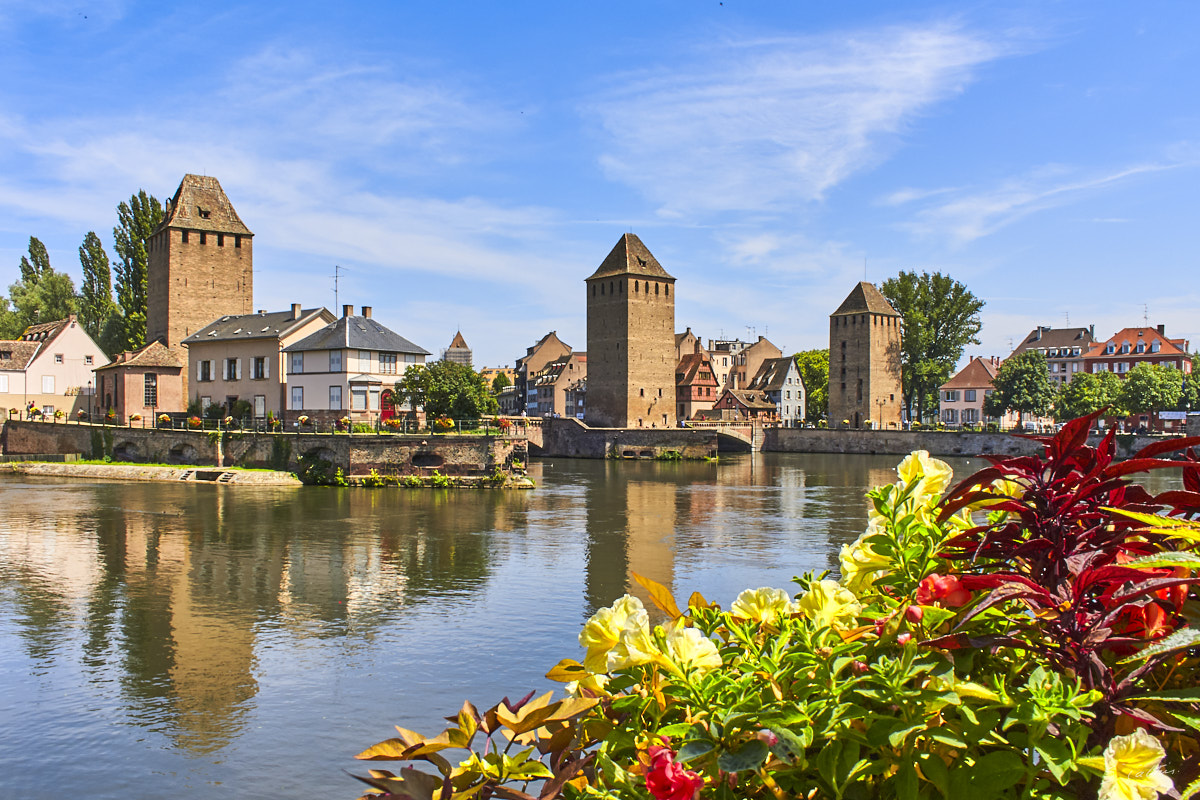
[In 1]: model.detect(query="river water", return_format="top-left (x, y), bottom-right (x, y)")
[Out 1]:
top-left (0, 453), bottom-right (1176, 799)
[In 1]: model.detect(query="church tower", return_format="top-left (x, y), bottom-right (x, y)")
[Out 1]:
top-left (828, 281), bottom-right (903, 429)
top-left (585, 234), bottom-right (676, 429)
top-left (147, 175), bottom-right (253, 393)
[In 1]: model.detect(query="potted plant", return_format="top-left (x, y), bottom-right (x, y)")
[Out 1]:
top-left (158, 413), bottom-right (171, 427)
top-left (53, 409), bottom-right (65, 421)
top-left (76, 409), bottom-right (88, 422)
top-left (432, 415), bottom-right (455, 433)
top-left (187, 415), bottom-right (203, 429)
top-left (337, 416), bottom-right (351, 431)
top-left (128, 413), bottom-right (142, 426)
top-left (104, 408), bottom-right (116, 423)
top-left (384, 417), bottom-right (402, 430)
top-left (498, 417), bottom-right (512, 432)
top-left (297, 414), bottom-right (311, 427)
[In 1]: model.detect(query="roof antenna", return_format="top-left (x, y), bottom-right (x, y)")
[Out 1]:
top-left (332, 265), bottom-right (348, 309)
top-left (1064, 311), bottom-right (1070, 327)
top-left (1144, 304), bottom-right (1149, 326)
top-left (864, 256), bottom-right (867, 281)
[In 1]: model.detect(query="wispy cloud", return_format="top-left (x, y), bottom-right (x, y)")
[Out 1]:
top-left (890, 162), bottom-right (1187, 245)
top-left (584, 23), bottom-right (1010, 217)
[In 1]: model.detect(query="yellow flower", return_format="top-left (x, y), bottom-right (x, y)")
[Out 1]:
top-left (664, 624), bottom-right (722, 674)
top-left (564, 672), bottom-right (609, 697)
top-left (580, 595), bottom-right (647, 673)
top-left (1098, 729), bottom-right (1173, 800)
top-left (606, 618), bottom-right (659, 672)
top-left (796, 579), bottom-right (862, 631)
top-left (730, 587), bottom-right (797, 623)
top-left (839, 532), bottom-right (891, 595)
top-left (896, 450), bottom-right (954, 498)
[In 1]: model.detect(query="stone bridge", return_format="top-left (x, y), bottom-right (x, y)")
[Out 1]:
top-left (1, 420), bottom-right (525, 477)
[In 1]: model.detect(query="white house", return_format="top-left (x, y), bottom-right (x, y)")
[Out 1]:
top-left (0, 315), bottom-right (106, 418)
top-left (281, 305), bottom-right (430, 423)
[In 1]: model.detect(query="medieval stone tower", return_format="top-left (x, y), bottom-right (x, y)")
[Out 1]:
top-left (828, 281), bottom-right (903, 429)
top-left (585, 234), bottom-right (676, 428)
top-left (147, 174), bottom-right (254, 393)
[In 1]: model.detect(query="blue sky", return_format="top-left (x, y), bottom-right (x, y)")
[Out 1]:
top-left (1, 1), bottom-right (1197, 368)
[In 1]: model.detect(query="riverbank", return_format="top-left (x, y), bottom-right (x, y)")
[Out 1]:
top-left (0, 460), bottom-right (303, 485)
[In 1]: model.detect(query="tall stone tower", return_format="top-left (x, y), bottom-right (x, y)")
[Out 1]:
top-left (147, 174), bottom-right (254, 394)
top-left (828, 281), bottom-right (903, 429)
top-left (585, 234), bottom-right (676, 428)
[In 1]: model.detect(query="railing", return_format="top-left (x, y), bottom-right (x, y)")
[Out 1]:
top-left (11, 414), bottom-right (535, 438)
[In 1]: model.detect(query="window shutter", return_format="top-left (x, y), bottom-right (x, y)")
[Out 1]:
top-left (197, 361), bottom-right (203, 380)
top-left (235, 359), bottom-right (242, 380)
top-left (264, 358), bottom-right (270, 379)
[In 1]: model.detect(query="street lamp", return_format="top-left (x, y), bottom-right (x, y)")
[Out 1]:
top-left (88, 379), bottom-right (93, 422)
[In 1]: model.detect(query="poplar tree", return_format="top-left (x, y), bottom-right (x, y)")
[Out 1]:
top-left (6, 237), bottom-right (79, 335)
top-left (793, 349), bottom-right (829, 422)
top-left (79, 231), bottom-right (117, 349)
top-left (112, 190), bottom-right (163, 350)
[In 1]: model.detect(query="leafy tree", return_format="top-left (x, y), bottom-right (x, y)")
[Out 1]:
top-left (112, 190), bottom-right (163, 350)
top-left (79, 231), bottom-right (118, 352)
top-left (1053, 372), bottom-right (1124, 421)
top-left (5, 238), bottom-right (79, 335)
top-left (18, 236), bottom-right (51, 284)
top-left (1180, 355), bottom-right (1200, 412)
top-left (491, 371), bottom-right (512, 393)
top-left (792, 348), bottom-right (828, 422)
top-left (880, 271), bottom-right (984, 423)
top-left (984, 350), bottom-right (1055, 428)
top-left (1118, 363), bottom-right (1182, 416)
top-left (396, 361), bottom-right (499, 420)
top-left (0, 295), bottom-right (16, 339)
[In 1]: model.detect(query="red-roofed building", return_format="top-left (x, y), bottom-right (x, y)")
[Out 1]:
top-left (939, 356), bottom-right (1016, 428)
top-left (675, 349), bottom-right (719, 421)
top-left (1083, 325), bottom-right (1192, 377)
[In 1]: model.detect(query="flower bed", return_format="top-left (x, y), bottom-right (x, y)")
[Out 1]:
top-left (354, 411), bottom-right (1200, 800)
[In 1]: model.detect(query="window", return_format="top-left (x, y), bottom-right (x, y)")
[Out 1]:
top-left (1105, 343), bottom-right (1115, 354)
top-left (252, 356), bottom-right (268, 380)
top-left (1095, 363), bottom-right (1110, 372)
top-left (0, 374), bottom-right (8, 393)
top-left (1120, 342), bottom-right (1130, 354)
top-left (1151, 340), bottom-right (1161, 353)
top-left (1136, 343), bottom-right (1145, 354)
top-left (144, 373), bottom-right (157, 407)
top-left (200, 232), bottom-right (207, 245)
top-left (943, 390), bottom-right (959, 402)
top-left (200, 396), bottom-right (211, 410)
top-left (217, 234), bottom-right (224, 247)
top-left (329, 351), bottom-right (342, 372)
top-left (182, 230), bottom-right (189, 243)
top-left (84, 355), bottom-right (93, 365)
top-left (965, 389), bottom-right (976, 403)
top-left (379, 353), bottom-right (397, 374)
top-left (369, 389), bottom-right (380, 411)
top-left (54, 353), bottom-right (63, 363)
top-left (1051, 363), bottom-right (1059, 372)
top-left (404, 354), bottom-right (418, 363)
top-left (1117, 362), bottom-right (1129, 374)
top-left (198, 360), bottom-right (213, 382)
top-left (359, 350), bottom-right (371, 370)
top-left (254, 395), bottom-right (265, 417)
top-left (291, 386), bottom-right (304, 410)
top-left (290, 352), bottom-right (304, 374)
top-left (329, 386), bottom-right (342, 410)
top-left (223, 358), bottom-right (240, 381)
top-left (42, 375), bottom-right (54, 393)
top-left (351, 388), bottom-right (367, 410)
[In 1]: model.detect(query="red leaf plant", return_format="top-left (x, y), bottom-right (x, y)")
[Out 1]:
top-left (932, 409), bottom-right (1200, 752)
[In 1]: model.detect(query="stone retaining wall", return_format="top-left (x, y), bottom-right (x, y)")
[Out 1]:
top-left (765, 427), bottom-right (1174, 459)
top-left (1, 420), bottom-right (521, 477)
top-left (536, 417), bottom-right (718, 459)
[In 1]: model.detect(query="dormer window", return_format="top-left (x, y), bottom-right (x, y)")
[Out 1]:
top-left (198, 207), bottom-right (211, 219)
top-left (1105, 342), bottom-right (1115, 354)
top-left (1151, 340), bottom-right (1161, 353)
top-left (1120, 342), bottom-right (1130, 354)
top-left (1136, 342), bottom-right (1145, 354)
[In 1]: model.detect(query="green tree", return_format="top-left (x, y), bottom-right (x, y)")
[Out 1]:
top-left (491, 371), bottom-right (512, 393)
top-left (984, 350), bottom-right (1055, 428)
top-left (1180, 355), bottom-right (1200, 412)
top-left (1118, 363), bottom-right (1182, 417)
top-left (1055, 371), bottom-right (1126, 421)
top-left (396, 361), bottom-right (499, 420)
top-left (79, 231), bottom-right (117, 352)
top-left (5, 238), bottom-right (79, 335)
top-left (880, 271), bottom-right (984, 423)
top-left (112, 190), bottom-right (163, 350)
top-left (18, 236), bottom-right (51, 284)
top-left (792, 348), bottom-right (828, 422)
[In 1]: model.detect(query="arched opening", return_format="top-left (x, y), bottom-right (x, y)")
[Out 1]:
top-left (168, 443), bottom-right (198, 464)
top-left (113, 441), bottom-right (140, 461)
top-left (381, 389), bottom-right (396, 422)
top-left (413, 452), bottom-right (445, 468)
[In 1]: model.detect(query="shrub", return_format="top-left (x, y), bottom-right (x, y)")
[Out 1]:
top-left (429, 470), bottom-right (450, 488)
top-left (353, 415), bottom-right (1200, 800)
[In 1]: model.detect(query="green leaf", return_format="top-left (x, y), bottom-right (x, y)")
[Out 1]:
top-left (1034, 737), bottom-right (1071, 784)
top-left (676, 739), bottom-right (715, 764)
top-left (1181, 774), bottom-right (1200, 800)
top-left (717, 739), bottom-right (769, 773)
top-left (929, 729), bottom-right (967, 749)
top-left (768, 727), bottom-right (807, 763)
top-left (1127, 686), bottom-right (1200, 702)
top-left (1120, 551), bottom-right (1200, 570)
top-left (1119, 627), bottom-right (1200, 664)
top-left (919, 753), bottom-right (950, 798)
top-left (972, 750), bottom-right (1025, 791)
top-left (888, 724), bottom-right (925, 748)
top-left (656, 722), bottom-right (696, 738)
top-left (895, 761), bottom-right (919, 800)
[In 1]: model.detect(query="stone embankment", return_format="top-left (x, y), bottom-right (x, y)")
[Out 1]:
top-left (765, 427), bottom-right (1179, 459)
top-left (0, 461), bottom-right (301, 485)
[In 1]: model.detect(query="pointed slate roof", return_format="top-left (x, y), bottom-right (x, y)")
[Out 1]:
top-left (587, 233), bottom-right (674, 281)
top-left (832, 282), bottom-right (899, 317)
top-left (156, 174), bottom-right (253, 236)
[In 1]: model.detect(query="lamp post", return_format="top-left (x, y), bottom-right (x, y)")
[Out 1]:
top-left (88, 379), bottom-right (93, 422)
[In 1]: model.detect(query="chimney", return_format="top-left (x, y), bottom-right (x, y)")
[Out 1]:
top-left (342, 304), bottom-right (353, 318)
top-left (1033, 328), bottom-right (1042, 341)
top-left (1089, 324), bottom-right (1095, 339)
top-left (292, 303), bottom-right (302, 319)
top-left (362, 306), bottom-right (372, 319)
top-left (1157, 324), bottom-right (1165, 335)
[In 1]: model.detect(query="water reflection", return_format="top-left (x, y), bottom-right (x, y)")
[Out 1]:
top-left (0, 455), bottom-right (1181, 799)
